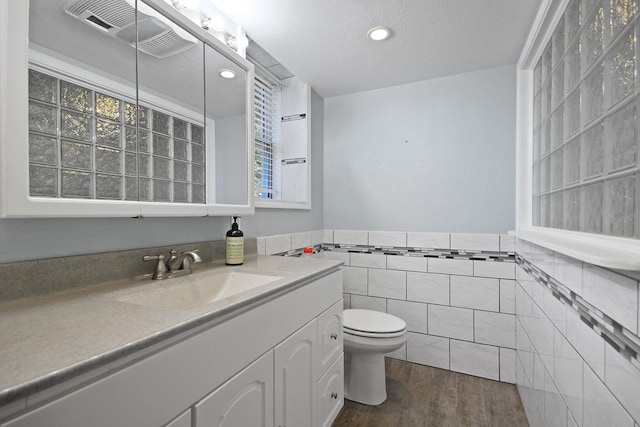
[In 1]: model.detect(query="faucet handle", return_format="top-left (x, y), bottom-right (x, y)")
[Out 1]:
top-left (142, 254), bottom-right (167, 280)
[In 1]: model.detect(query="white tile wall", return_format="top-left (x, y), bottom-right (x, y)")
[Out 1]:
top-left (428, 305), bottom-right (474, 341)
top-left (583, 363), bottom-right (635, 427)
top-left (322, 251), bottom-right (350, 264)
top-left (605, 345), bottom-right (640, 422)
top-left (553, 252), bottom-right (583, 295)
top-left (387, 255), bottom-right (428, 272)
top-left (368, 268), bottom-right (406, 299)
top-left (351, 252), bottom-right (386, 269)
top-left (499, 348), bottom-right (516, 383)
top-left (450, 340), bottom-right (500, 380)
top-left (342, 266), bottom-right (368, 295)
top-left (407, 272), bottom-right (450, 305)
top-left (517, 242), bottom-right (640, 427)
top-left (311, 230), bottom-right (324, 246)
top-left (450, 276), bottom-right (500, 312)
top-left (256, 236), bottom-right (266, 255)
top-left (406, 332), bottom-right (450, 370)
top-left (473, 260), bottom-right (515, 279)
top-left (566, 308), bottom-right (605, 378)
top-left (582, 263), bottom-right (639, 333)
top-left (291, 231), bottom-right (312, 249)
top-left (552, 328), bottom-right (583, 425)
top-left (474, 311), bottom-right (515, 348)
top-left (263, 230), bottom-right (519, 386)
top-left (428, 258), bottom-right (474, 276)
top-left (350, 294), bottom-right (386, 311)
top-left (264, 234), bottom-right (292, 255)
top-left (500, 279), bottom-right (516, 314)
top-left (387, 300), bottom-right (428, 334)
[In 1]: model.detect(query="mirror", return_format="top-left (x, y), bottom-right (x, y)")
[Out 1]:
top-left (205, 44), bottom-right (248, 206)
top-left (26, 0), bottom-right (251, 212)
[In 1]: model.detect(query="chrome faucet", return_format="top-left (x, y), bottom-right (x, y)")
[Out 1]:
top-left (143, 249), bottom-right (201, 280)
top-left (167, 249), bottom-right (202, 272)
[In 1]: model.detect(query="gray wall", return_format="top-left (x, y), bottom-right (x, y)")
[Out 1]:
top-left (0, 90), bottom-right (324, 263)
top-left (323, 65), bottom-right (516, 234)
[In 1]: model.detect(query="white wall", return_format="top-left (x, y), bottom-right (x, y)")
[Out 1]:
top-left (324, 65), bottom-right (517, 234)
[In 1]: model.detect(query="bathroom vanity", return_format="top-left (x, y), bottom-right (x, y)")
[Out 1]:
top-left (0, 256), bottom-right (343, 427)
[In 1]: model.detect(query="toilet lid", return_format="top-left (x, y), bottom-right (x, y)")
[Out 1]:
top-left (343, 309), bottom-right (407, 335)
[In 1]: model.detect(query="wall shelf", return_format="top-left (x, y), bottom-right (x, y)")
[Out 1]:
top-left (510, 230), bottom-right (640, 272)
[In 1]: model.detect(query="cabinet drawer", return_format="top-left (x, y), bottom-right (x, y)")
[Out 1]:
top-left (317, 301), bottom-right (343, 373)
top-left (317, 353), bottom-right (344, 427)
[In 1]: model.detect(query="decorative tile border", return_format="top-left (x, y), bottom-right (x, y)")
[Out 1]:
top-left (278, 243), bottom-right (517, 263)
top-left (517, 254), bottom-right (640, 370)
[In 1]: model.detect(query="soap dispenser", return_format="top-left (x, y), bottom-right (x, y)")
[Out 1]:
top-left (225, 216), bottom-right (244, 265)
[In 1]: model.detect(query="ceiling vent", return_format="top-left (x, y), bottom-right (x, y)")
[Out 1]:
top-left (65, 0), bottom-right (197, 59)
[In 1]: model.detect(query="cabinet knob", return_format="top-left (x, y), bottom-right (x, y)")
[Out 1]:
top-left (331, 392), bottom-right (338, 399)
top-left (330, 333), bottom-right (338, 340)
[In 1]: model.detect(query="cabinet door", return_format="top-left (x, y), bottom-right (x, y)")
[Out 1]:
top-left (317, 301), bottom-right (343, 373)
top-left (317, 354), bottom-right (344, 427)
top-left (274, 319), bottom-right (318, 427)
top-left (194, 351), bottom-right (273, 427)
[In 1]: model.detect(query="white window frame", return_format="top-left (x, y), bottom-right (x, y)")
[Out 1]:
top-left (515, 0), bottom-right (640, 270)
top-left (253, 72), bottom-right (312, 210)
top-left (0, 0), bottom-right (255, 218)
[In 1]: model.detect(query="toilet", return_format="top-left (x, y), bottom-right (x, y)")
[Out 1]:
top-left (343, 309), bottom-right (407, 405)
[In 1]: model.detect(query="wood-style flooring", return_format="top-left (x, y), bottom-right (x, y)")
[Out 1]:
top-left (333, 358), bottom-right (529, 427)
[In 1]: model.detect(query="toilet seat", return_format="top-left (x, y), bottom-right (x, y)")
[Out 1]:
top-left (343, 309), bottom-right (407, 338)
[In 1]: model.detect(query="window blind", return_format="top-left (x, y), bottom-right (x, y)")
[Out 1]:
top-left (254, 75), bottom-right (276, 198)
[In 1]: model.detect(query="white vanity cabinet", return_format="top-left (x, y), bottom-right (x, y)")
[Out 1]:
top-left (194, 351), bottom-right (274, 427)
top-left (165, 410), bottom-right (192, 427)
top-left (274, 319), bottom-right (318, 427)
top-left (1, 270), bottom-right (343, 427)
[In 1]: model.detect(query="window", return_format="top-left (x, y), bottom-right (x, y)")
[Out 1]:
top-left (28, 69), bottom-right (206, 204)
top-left (254, 75), bottom-right (278, 199)
top-left (251, 74), bottom-right (311, 209)
top-left (531, 0), bottom-right (639, 239)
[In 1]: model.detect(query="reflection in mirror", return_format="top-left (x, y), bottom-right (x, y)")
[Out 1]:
top-left (136, 0), bottom-right (206, 204)
top-left (204, 44), bottom-right (248, 206)
top-left (28, 0), bottom-right (138, 201)
top-left (26, 0), bottom-right (251, 210)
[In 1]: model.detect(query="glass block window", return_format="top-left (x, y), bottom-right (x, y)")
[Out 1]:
top-left (28, 69), bottom-right (206, 203)
top-left (532, 0), bottom-right (639, 239)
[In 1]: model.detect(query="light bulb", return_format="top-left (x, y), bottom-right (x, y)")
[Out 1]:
top-left (210, 15), bottom-right (225, 32)
top-left (236, 34), bottom-right (249, 49)
top-left (219, 69), bottom-right (236, 79)
top-left (367, 26), bottom-right (391, 41)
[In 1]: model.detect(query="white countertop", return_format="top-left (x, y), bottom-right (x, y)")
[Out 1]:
top-left (0, 255), bottom-right (342, 408)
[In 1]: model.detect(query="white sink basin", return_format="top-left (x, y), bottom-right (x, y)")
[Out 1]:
top-left (115, 270), bottom-right (283, 310)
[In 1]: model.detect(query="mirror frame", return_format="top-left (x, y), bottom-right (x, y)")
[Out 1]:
top-left (0, 0), bottom-right (255, 218)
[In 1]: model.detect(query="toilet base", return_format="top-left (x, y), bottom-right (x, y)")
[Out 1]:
top-left (344, 352), bottom-right (387, 406)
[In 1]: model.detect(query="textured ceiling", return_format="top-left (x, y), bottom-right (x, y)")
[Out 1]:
top-left (211, 0), bottom-right (543, 98)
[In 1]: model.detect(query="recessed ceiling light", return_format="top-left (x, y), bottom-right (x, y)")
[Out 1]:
top-left (219, 69), bottom-right (236, 79)
top-left (367, 26), bottom-right (391, 41)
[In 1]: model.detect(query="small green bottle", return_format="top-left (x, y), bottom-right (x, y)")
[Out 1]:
top-left (225, 216), bottom-right (244, 265)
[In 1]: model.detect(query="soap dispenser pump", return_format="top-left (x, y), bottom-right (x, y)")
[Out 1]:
top-left (225, 216), bottom-right (244, 265)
